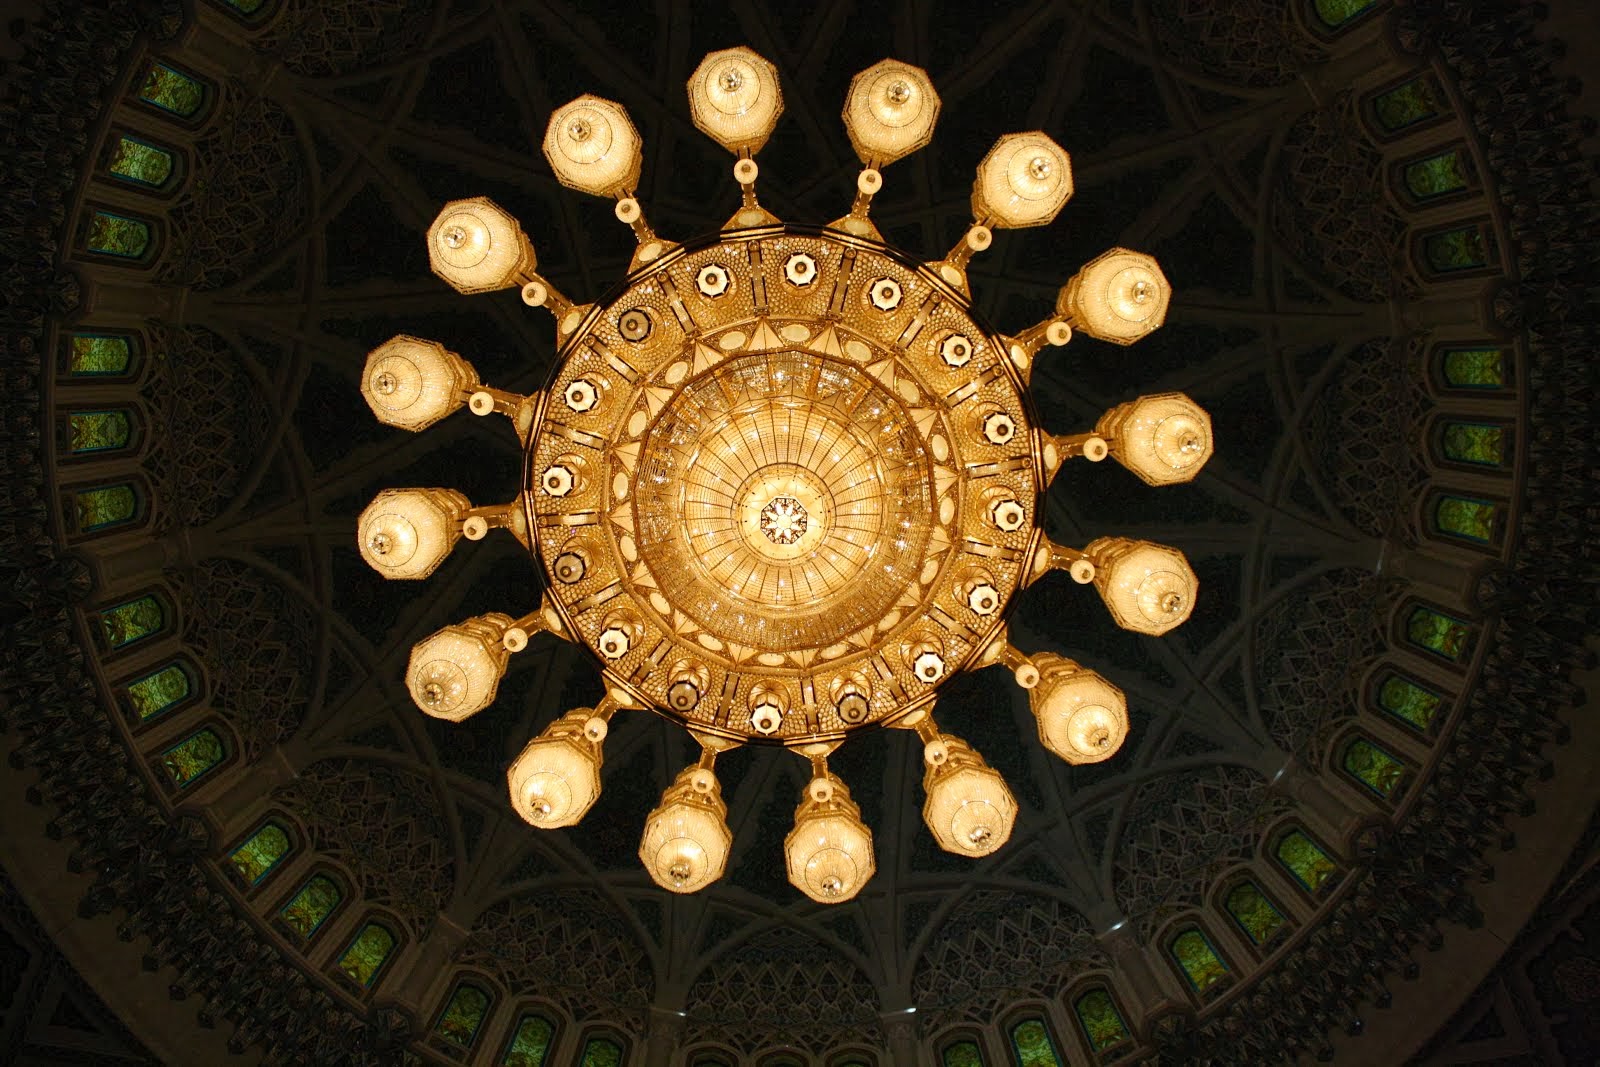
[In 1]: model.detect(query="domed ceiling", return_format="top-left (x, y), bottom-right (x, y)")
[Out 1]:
top-left (1, 1), bottom-right (1596, 1065)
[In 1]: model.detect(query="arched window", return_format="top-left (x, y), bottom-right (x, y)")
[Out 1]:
top-left (761, 1055), bottom-right (804, 1067)
top-left (941, 1038), bottom-right (986, 1067)
top-left (1418, 223), bottom-right (1496, 276)
top-left (433, 980), bottom-right (493, 1051)
top-left (832, 1053), bottom-right (875, 1067)
top-left (1274, 829), bottom-right (1338, 893)
top-left (62, 409), bottom-right (136, 455)
top-left (96, 593), bottom-right (167, 650)
top-left (82, 209), bottom-right (154, 259)
top-left (336, 921), bottom-right (398, 988)
top-left (279, 873), bottom-right (343, 939)
top-left (1370, 75), bottom-right (1443, 134)
top-left (1008, 1017), bottom-right (1064, 1066)
top-left (1168, 927), bottom-right (1229, 995)
top-left (105, 134), bottom-right (178, 190)
top-left (159, 726), bottom-right (226, 789)
top-left (71, 482), bottom-right (142, 533)
top-left (1373, 672), bottom-right (1443, 732)
top-left (1430, 494), bottom-right (1501, 546)
top-left (1312, 0), bottom-right (1379, 30)
top-left (1341, 737), bottom-right (1408, 799)
top-left (1399, 147), bottom-right (1472, 202)
top-left (1438, 420), bottom-right (1510, 468)
top-left (689, 1053), bottom-right (734, 1067)
top-left (64, 331), bottom-right (137, 378)
top-left (1404, 604), bottom-right (1473, 662)
top-left (1224, 882), bottom-right (1287, 946)
top-left (577, 1035), bottom-right (625, 1066)
top-left (121, 660), bottom-right (194, 721)
top-left (213, 0), bottom-right (271, 18)
top-left (1438, 345), bottom-right (1509, 390)
top-left (228, 821), bottom-right (292, 886)
top-left (134, 60), bottom-right (208, 119)
top-left (1072, 988), bottom-right (1130, 1054)
top-left (500, 1012), bottom-right (556, 1066)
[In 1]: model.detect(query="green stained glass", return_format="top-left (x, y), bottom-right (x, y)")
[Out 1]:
top-left (501, 1014), bottom-right (554, 1066)
top-left (1406, 605), bottom-right (1471, 660)
top-left (1442, 422), bottom-right (1506, 466)
top-left (280, 875), bottom-right (341, 938)
top-left (1377, 674), bottom-right (1442, 730)
top-left (75, 485), bottom-right (138, 531)
top-left (1276, 831), bottom-right (1337, 892)
top-left (1434, 495), bottom-right (1497, 544)
top-left (1225, 882), bottom-right (1287, 945)
top-left (337, 923), bottom-right (397, 987)
top-left (1373, 78), bottom-right (1441, 132)
top-left (1403, 149), bottom-right (1468, 199)
top-left (1314, 0), bottom-right (1378, 27)
top-left (67, 410), bottom-right (132, 453)
top-left (98, 594), bottom-right (164, 649)
top-left (1073, 989), bottom-right (1129, 1052)
top-left (1343, 739), bottom-right (1406, 798)
top-left (85, 210), bottom-right (151, 258)
top-left (225, 0), bottom-right (267, 11)
top-left (108, 136), bottom-right (174, 187)
top-left (229, 823), bottom-right (291, 885)
top-left (578, 1038), bottom-right (624, 1067)
top-left (126, 663), bottom-right (190, 720)
top-left (1423, 226), bottom-right (1491, 273)
top-left (68, 334), bottom-right (133, 376)
top-left (160, 728), bottom-right (224, 788)
top-left (1009, 1018), bottom-right (1063, 1067)
top-left (1442, 347), bottom-right (1505, 389)
top-left (1170, 929), bottom-right (1228, 993)
top-left (941, 1041), bottom-right (985, 1067)
top-left (434, 982), bottom-right (490, 1048)
top-left (137, 62), bottom-right (206, 117)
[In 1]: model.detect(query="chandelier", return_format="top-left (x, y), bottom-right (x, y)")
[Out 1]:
top-left (355, 49), bottom-right (1212, 903)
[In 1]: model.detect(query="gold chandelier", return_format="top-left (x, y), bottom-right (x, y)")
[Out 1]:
top-left (355, 49), bottom-right (1212, 904)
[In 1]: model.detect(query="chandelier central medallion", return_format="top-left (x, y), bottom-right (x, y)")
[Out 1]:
top-left (354, 48), bottom-right (1216, 902)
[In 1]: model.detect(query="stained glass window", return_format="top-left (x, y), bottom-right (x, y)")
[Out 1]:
top-left (1433, 495), bottom-right (1498, 544)
top-left (1422, 225), bottom-right (1492, 273)
top-left (1225, 882), bottom-right (1287, 945)
top-left (1441, 347), bottom-right (1506, 389)
top-left (501, 1014), bottom-right (554, 1066)
top-left (1373, 77), bottom-right (1441, 132)
top-left (1314, 0), bottom-right (1378, 27)
top-left (337, 922), bottom-right (397, 988)
top-left (74, 484), bottom-right (139, 531)
top-left (98, 594), bottom-right (165, 649)
top-left (125, 663), bottom-right (191, 720)
top-left (1376, 673), bottom-right (1442, 731)
top-left (942, 1040), bottom-right (985, 1067)
top-left (1008, 1018), bottom-right (1063, 1067)
top-left (1073, 989), bottom-right (1129, 1052)
top-left (160, 727), bottom-right (225, 788)
top-left (763, 1057), bottom-right (804, 1067)
top-left (434, 981), bottom-right (491, 1049)
top-left (66, 410), bottom-right (133, 454)
top-left (1441, 421), bottom-right (1507, 467)
top-left (1342, 738), bottom-right (1406, 798)
top-left (1276, 830), bottom-right (1337, 892)
top-left (690, 1055), bottom-right (733, 1067)
top-left (67, 333), bottom-right (134, 376)
top-left (137, 61), bottom-right (206, 117)
top-left (221, 0), bottom-right (267, 12)
top-left (280, 875), bottom-right (342, 938)
top-left (1169, 929), bottom-right (1228, 993)
top-left (578, 1037), bottom-right (625, 1067)
top-left (1405, 605), bottom-right (1471, 661)
top-left (229, 822), bottom-right (291, 885)
top-left (1402, 149), bottom-right (1469, 200)
top-left (85, 210), bottom-right (152, 259)
top-left (108, 136), bottom-right (175, 188)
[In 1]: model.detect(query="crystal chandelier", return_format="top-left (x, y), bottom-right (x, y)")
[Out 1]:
top-left (355, 49), bottom-right (1212, 903)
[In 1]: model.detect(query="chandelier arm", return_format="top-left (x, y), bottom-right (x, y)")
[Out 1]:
top-left (518, 271), bottom-right (577, 321)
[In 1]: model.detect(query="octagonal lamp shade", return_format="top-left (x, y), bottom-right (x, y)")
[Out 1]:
top-left (358, 487), bottom-right (471, 580)
top-left (688, 47), bottom-right (784, 155)
top-left (507, 710), bottom-right (605, 828)
top-left (543, 94), bottom-right (643, 199)
top-left (406, 613), bottom-right (513, 722)
top-left (639, 766), bottom-right (734, 894)
top-left (922, 738), bottom-right (1017, 856)
top-left (361, 335), bottom-right (480, 431)
top-left (427, 197), bottom-right (537, 295)
top-left (1058, 248), bottom-right (1172, 345)
top-left (785, 777), bottom-right (876, 904)
top-left (972, 132), bottom-right (1073, 229)
top-left (1085, 537), bottom-right (1198, 636)
top-left (1029, 655), bottom-right (1129, 764)
top-left (842, 59), bottom-right (940, 167)
top-left (1097, 392), bottom-right (1214, 486)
